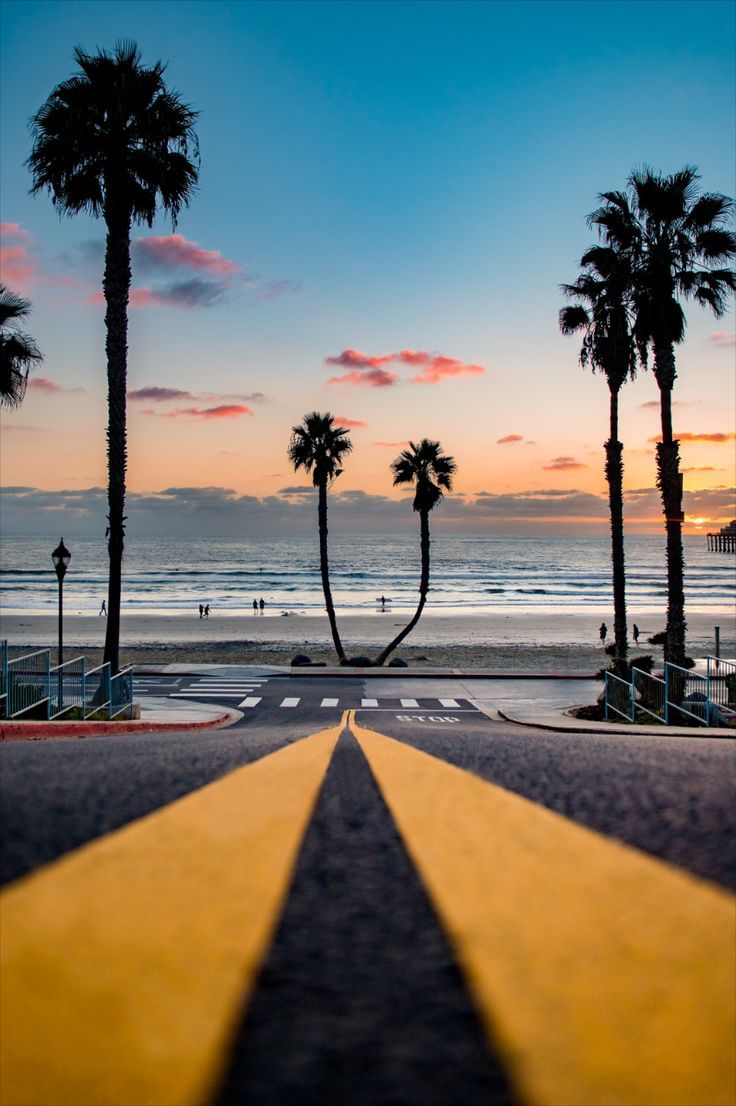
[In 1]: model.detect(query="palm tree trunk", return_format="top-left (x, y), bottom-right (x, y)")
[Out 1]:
top-left (375, 510), bottom-right (430, 666)
top-left (606, 386), bottom-right (628, 676)
top-left (318, 480), bottom-right (346, 662)
top-left (654, 343), bottom-right (686, 666)
top-left (102, 207), bottom-right (131, 675)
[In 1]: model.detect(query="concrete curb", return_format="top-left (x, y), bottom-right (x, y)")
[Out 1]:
top-left (0, 709), bottom-right (237, 742)
top-left (134, 664), bottom-right (597, 680)
top-left (497, 708), bottom-right (736, 739)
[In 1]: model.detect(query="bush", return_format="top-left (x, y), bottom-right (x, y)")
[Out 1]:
top-left (648, 631), bottom-right (667, 645)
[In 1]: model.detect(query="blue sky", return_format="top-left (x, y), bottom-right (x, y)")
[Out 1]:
top-left (1, 0), bottom-right (734, 536)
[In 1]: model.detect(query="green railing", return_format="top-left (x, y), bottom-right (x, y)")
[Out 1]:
top-left (604, 671), bottom-right (634, 722)
top-left (632, 667), bottom-right (667, 724)
top-left (665, 663), bottom-right (710, 726)
top-left (2, 646), bottom-right (133, 721)
top-left (706, 656), bottom-right (736, 724)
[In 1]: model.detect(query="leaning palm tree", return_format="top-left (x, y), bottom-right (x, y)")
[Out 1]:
top-left (0, 285), bottom-right (42, 407)
top-left (374, 440), bottom-right (456, 666)
top-left (28, 41), bottom-right (199, 674)
top-left (560, 241), bottom-right (637, 676)
top-left (591, 167), bottom-right (735, 665)
top-left (288, 412), bottom-right (353, 663)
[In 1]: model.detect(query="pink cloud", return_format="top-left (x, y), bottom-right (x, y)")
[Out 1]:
top-left (543, 456), bottom-right (588, 471)
top-left (709, 331), bottom-right (735, 348)
top-left (327, 368), bottom-right (400, 388)
top-left (135, 234), bottom-right (241, 276)
top-left (27, 377), bottom-right (84, 395)
top-left (334, 416), bottom-right (368, 428)
top-left (648, 432), bottom-right (736, 444)
top-left (144, 404), bottom-right (253, 420)
top-left (0, 224), bottom-right (37, 289)
top-left (325, 347), bottom-right (486, 386)
top-left (129, 387), bottom-right (194, 402)
top-left (497, 434), bottom-right (523, 444)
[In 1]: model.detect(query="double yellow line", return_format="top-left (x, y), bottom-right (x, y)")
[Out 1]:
top-left (2, 711), bottom-right (734, 1106)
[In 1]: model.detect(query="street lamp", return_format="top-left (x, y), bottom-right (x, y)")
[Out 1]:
top-left (51, 537), bottom-right (71, 666)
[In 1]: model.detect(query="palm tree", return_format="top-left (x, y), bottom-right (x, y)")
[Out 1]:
top-left (560, 242), bottom-right (637, 676)
top-left (28, 41), bottom-right (199, 673)
top-left (288, 412), bottom-right (353, 663)
top-left (374, 439), bottom-right (456, 666)
top-left (591, 167), bottom-right (735, 665)
top-left (0, 285), bottom-right (42, 407)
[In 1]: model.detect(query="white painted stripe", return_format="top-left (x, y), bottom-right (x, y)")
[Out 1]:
top-left (190, 686), bottom-right (262, 691)
top-left (361, 698), bottom-right (379, 707)
top-left (239, 697), bottom-right (262, 708)
top-left (439, 698), bottom-right (460, 708)
top-left (280, 698), bottom-right (300, 708)
top-left (400, 699), bottom-right (419, 708)
top-left (321, 698), bottom-right (339, 707)
top-left (169, 692), bottom-right (245, 699)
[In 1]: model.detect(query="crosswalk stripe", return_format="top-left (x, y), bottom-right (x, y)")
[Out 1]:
top-left (0, 721), bottom-right (345, 1106)
top-left (169, 692), bottom-right (246, 699)
top-left (439, 698), bottom-right (460, 708)
top-left (349, 714), bottom-right (736, 1106)
top-left (361, 698), bottom-right (378, 707)
top-left (280, 698), bottom-right (300, 708)
top-left (400, 698), bottom-right (419, 708)
top-left (239, 697), bottom-right (262, 708)
top-left (321, 698), bottom-right (339, 707)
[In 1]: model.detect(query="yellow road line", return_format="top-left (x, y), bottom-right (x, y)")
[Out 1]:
top-left (1, 718), bottom-right (345, 1106)
top-left (351, 716), bottom-right (736, 1106)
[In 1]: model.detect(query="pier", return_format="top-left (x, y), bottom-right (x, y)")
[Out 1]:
top-left (706, 521), bottom-right (736, 552)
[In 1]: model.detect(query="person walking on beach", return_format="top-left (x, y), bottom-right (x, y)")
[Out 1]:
top-left (599, 622), bottom-right (607, 643)
top-left (633, 623), bottom-right (640, 645)
top-left (204, 604), bottom-right (210, 618)
top-left (99, 600), bottom-right (106, 616)
top-left (259, 597), bottom-right (265, 613)
top-left (199, 603), bottom-right (204, 619)
top-left (253, 599), bottom-right (258, 613)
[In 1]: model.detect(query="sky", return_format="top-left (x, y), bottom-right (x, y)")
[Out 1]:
top-left (1, 0), bottom-right (734, 538)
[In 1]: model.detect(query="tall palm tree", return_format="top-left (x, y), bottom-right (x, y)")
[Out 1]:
top-left (28, 41), bottom-right (199, 673)
top-left (0, 285), bottom-right (42, 408)
top-left (591, 167), bottom-right (735, 665)
top-left (560, 242), bottom-right (637, 676)
top-left (288, 412), bottom-right (353, 663)
top-left (374, 439), bottom-right (456, 666)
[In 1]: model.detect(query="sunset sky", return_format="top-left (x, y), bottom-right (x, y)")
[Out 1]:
top-left (1, 0), bottom-right (734, 537)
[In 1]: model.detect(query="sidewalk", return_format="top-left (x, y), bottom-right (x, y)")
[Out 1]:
top-left (0, 696), bottom-right (240, 741)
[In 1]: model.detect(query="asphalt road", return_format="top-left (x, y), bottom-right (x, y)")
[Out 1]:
top-left (2, 673), bottom-right (735, 1106)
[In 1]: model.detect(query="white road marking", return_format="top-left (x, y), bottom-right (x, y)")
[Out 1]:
top-left (170, 692), bottom-right (246, 699)
top-left (280, 698), bottom-right (300, 708)
top-left (239, 697), bottom-right (262, 708)
top-left (321, 698), bottom-right (339, 707)
top-left (400, 698), bottom-right (419, 708)
top-left (361, 698), bottom-right (379, 707)
top-left (439, 698), bottom-right (460, 708)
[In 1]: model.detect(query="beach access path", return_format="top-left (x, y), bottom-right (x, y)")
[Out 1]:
top-left (1, 669), bottom-right (734, 1106)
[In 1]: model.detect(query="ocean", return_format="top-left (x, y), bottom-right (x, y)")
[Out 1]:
top-left (0, 533), bottom-right (733, 617)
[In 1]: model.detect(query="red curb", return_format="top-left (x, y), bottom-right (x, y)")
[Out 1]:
top-left (0, 712), bottom-right (232, 741)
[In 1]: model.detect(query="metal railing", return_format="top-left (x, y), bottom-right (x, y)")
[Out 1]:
top-left (632, 667), bottom-right (667, 724)
top-left (2, 648), bottom-right (133, 721)
top-left (705, 656), bottom-right (736, 724)
top-left (604, 671), bottom-right (634, 722)
top-left (665, 663), bottom-right (710, 726)
top-left (49, 656), bottom-right (86, 719)
top-left (6, 650), bottom-right (51, 718)
top-left (0, 640), bottom-right (7, 715)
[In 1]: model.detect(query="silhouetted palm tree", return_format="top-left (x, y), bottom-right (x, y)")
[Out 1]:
top-left (0, 285), bottom-right (42, 407)
top-left (288, 412), bottom-right (353, 663)
top-left (560, 242), bottom-right (637, 676)
top-left (28, 41), bottom-right (199, 673)
top-left (591, 167), bottom-right (735, 664)
top-left (375, 440), bottom-right (456, 666)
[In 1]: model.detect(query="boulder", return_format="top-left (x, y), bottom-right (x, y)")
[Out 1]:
top-left (388, 657), bottom-right (408, 667)
top-left (345, 656), bottom-right (375, 667)
top-left (291, 653), bottom-right (312, 667)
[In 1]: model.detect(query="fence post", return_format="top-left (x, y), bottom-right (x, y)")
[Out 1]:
top-left (1, 640), bottom-right (7, 720)
top-left (43, 650), bottom-right (51, 721)
top-left (630, 680), bottom-right (636, 722)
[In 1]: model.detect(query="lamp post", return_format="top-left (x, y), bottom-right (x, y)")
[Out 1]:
top-left (51, 538), bottom-right (71, 667)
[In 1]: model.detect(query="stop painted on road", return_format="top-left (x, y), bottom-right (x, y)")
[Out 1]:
top-left (395, 715), bottom-right (460, 724)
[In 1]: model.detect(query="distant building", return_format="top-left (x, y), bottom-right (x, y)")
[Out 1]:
top-left (707, 520), bottom-right (736, 553)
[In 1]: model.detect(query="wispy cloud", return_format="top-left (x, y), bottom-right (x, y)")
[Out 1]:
top-left (325, 347), bottom-right (486, 387)
top-left (27, 377), bottom-right (84, 395)
top-left (542, 456), bottom-right (587, 471)
top-left (708, 330), bottom-right (735, 348)
top-left (497, 434), bottom-right (523, 444)
top-left (0, 223), bottom-right (36, 290)
top-left (648, 432), bottom-right (736, 444)
top-left (142, 404), bottom-right (253, 420)
top-left (134, 234), bottom-right (241, 276)
top-left (373, 440), bottom-right (410, 448)
top-left (334, 416), bottom-right (368, 428)
top-left (129, 386), bottom-right (267, 404)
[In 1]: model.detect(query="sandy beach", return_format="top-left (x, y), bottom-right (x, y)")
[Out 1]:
top-left (1, 609), bottom-right (732, 671)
